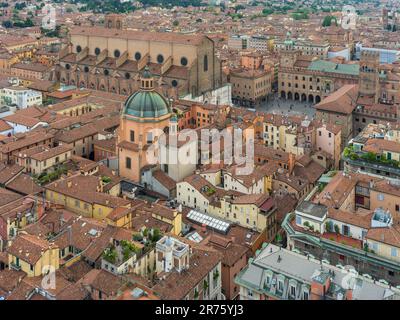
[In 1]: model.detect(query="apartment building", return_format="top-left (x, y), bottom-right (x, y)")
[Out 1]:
top-left (10, 62), bottom-right (50, 80)
top-left (44, 174), bottom-right (131, 219)
top-left (236, 243), bottom-right (400, 300)
top-left (7, 234), bottom-right (59, 277)
top-left (282, 171), bottom-right (400, 285)
top-left (1, 86), bottom-right (42, 109)
top-left (153, 236), bottom-right (223, 300)
top-left (275, 34), bottom-right (330, 58)
top-left (230, 68), bottom-right (273, 107)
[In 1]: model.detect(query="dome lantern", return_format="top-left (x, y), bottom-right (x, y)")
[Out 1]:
top-left (122, 66), bottom-right (170, 121)
top-left (141, 66), bottom-right (154, 90)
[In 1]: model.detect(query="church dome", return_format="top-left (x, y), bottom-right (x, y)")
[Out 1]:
top-left (122, 66), bottom-right (170, 120)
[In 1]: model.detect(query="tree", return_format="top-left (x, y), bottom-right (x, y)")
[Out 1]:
top-left (172, 20), bottom-right (179, 26)
top-left (262, 8), bottom-right (273, 16)
top-left (2, 20), bottom-right (12, 28)
top-left (322, 15), bottom-right (337, 27)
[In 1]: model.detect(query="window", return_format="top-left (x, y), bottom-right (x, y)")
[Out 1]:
top-left (114, 49), bottom-right (120, 58)
top-left (135, 52), bottom-right (141, 61)
top-left (204, 55), bottom-right (208, 72)
top-left (396, 205), bottom-right (399, 212)
top-left (391, 248), bottom-right (397, 257)
top-left (126, 157), bottom-right (131, 169)
top-left (147, 132), bottom-right (153, 144)
top-left (290, 285), bottom-right (296, 297)
top-left (75, 200), bottom-right (80, 208)
top-left (84, 66), bottom-right (89, 73)
top-left (247, 289), bottom-right (253, 297)
top-left (377, 193), bottom-right (384, 201)
top-left (278, 280), bottom-right (283, 291)
top-left (296, 215), bottom-right (302, 225)
top-left (303, 291), bottom-right (309, 300)
top-left (30, 264), bottom-right (34, 272)
top-left (157, 54), bottom-right (164, 64)
top-left (172, 80), bottom-right (178, 87)
top-left (76, 45), bottom-right (82, 53)
top-left (104, 69), bottom-right (109, 76)
top-left (125, 72), bottom-right (130, 79)
top-left (181, 57), bottom-right (188, 66)
top-left (95, 47), bottom-right (101, 55)
top-left (130, 130), bottom-right (135, 142)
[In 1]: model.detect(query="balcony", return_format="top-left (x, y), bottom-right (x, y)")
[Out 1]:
top-left (344, 156), bottom-right (400, 176)
top-left (10, 262), bottom-right (21, 271)
top-left (343, 146), bottom-right (400, 177)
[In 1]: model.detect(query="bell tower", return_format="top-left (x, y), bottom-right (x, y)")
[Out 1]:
top-left (279, 31), bottom-right (299, 68)
top-left (104, 14), bottom-right (123, 29)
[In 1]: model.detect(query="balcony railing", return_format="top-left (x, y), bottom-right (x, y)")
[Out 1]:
top-left (10, 263), bottom-right (21, 271)
top-left (345, 157), bottom-right (400, 175)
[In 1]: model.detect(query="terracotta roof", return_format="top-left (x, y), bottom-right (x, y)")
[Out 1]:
top-left (3, 114), bottom-right (43, 128)
top-left (57, 283), bottom-right (90, 300)
top-left (0, 164), bottom-right (24, 185)
top-left (0, 269), bottom-right (26, 293)
top-left (366, 225), bottom-right (400, 248)
top-left (152, 242), bottom-right (222, 300)
top-left (231, 193), bottom-right (270, 207)
top-left (328, 208), bottom-right (373, 229)
top-left (0, 188), bottom-right (22, 206)
top-left (45, 174), bottom-right (130, 208)
top-left (70, 26), bottom-right (207, 46)
top-left (152, 169), bottom-right (176, 191)
top-left (0, 119), bottom-right (12, 132)
top-left (30, 144), bottom-right (72, 161)
top-left (5, 173), bottom-right (43, 196)
top-left (11, 62), bottom-right (49, 73)
top-left (0, 132), bottom-right (54, 154)
top-left (314, 84), bottom-right (358, 114)
top-left (7, 234), bottom-right (57, 265)
top-left (363, 138), bottom-right (400, 154)
top-left (57, 123), bottom-right (99, 144)
top-left (81, 269), bottom-right (122, 297)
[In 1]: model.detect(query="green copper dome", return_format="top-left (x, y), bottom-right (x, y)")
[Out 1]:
top-left (123, 90), bottom-right (170, 118)
top-left (122, 66), bottom-right (170, 119)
